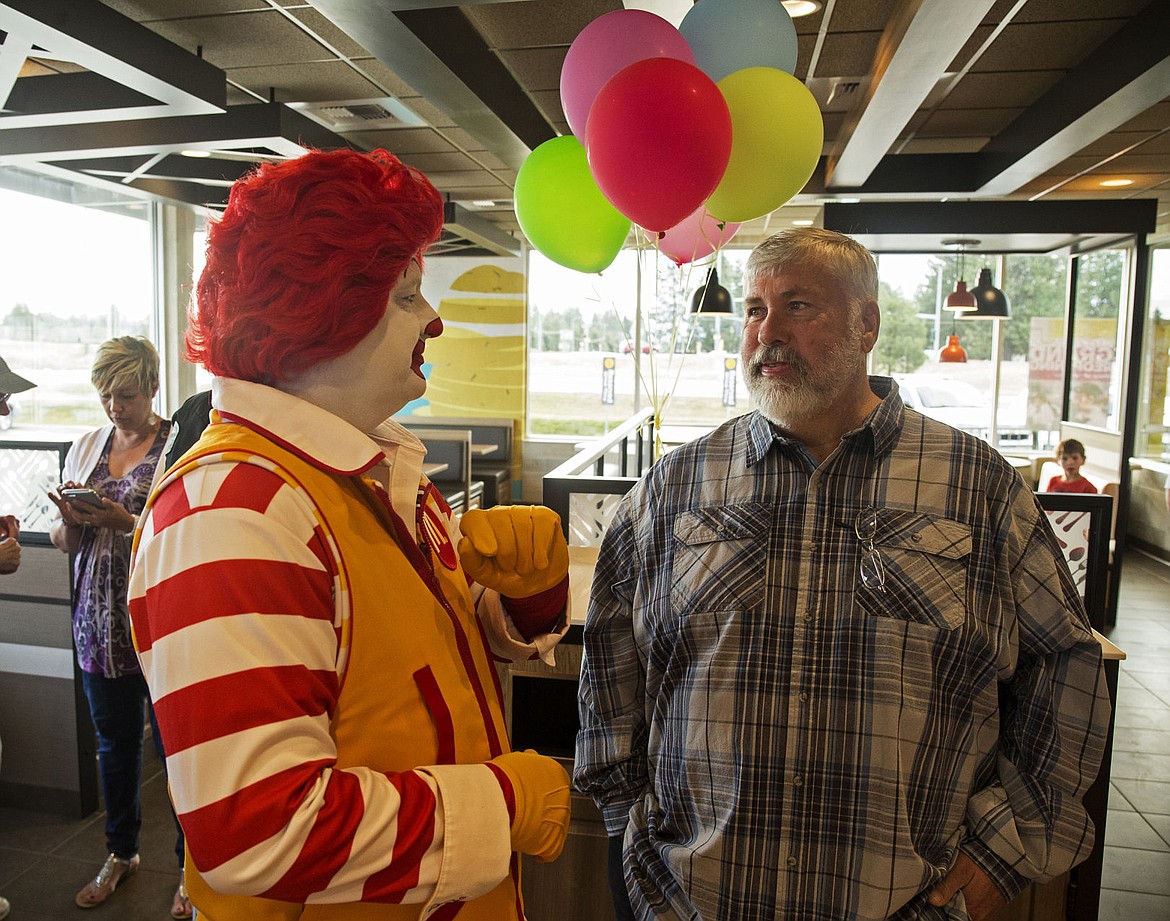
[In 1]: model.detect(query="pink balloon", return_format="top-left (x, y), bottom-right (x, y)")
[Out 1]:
top-left (658, 206), bottom-right (742, 266)
top-left (586, 58), bottom-right (732, 234)
top-left (560, 9), bottom-right (695, 140)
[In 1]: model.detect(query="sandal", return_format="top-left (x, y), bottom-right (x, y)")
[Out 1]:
top-left (171, 870), bottom-right (193, 919)
top-left (75, 852), bottom-right (140, 908)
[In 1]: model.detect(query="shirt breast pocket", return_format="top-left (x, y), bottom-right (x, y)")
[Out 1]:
top-left (857, 510), bottom-right (972, 631)
top-left (670, 503), bottom-right (769, 615)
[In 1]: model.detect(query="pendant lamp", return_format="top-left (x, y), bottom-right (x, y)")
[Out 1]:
top-left (965, 268), bottom-right (1011, 319)
top-left (945, 280), bottom-right (976, 310)
top-left (942, 238), bottom-right (978, 311)
top-left (938, 334), bottom-right (967, 363)
top-left (690, 267), bottom-right (734, 314)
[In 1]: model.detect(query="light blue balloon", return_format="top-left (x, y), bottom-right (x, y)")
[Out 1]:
top-left (679, 0), bottom-right (799, 84)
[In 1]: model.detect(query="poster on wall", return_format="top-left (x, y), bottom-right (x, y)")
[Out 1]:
top-left (403, 256), bottom-right (527, 476)
top-left (1027, 317), bottom-right (1064, 431)
top-left (1028, 316), bottom-right (1119, 432)
top-left (1070, 317), bottom-right (1118, 429)
top-left (1147, 317), bottom-right (1170, 454)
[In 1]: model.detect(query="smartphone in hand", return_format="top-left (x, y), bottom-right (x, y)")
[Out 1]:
top-left (61, 488), bottom-right (105, 509)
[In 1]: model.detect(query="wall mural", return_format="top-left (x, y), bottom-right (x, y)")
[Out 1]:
top-left (402, 256), bottom-right (527, 480)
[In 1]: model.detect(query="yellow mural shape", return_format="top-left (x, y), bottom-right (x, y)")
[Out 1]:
top-left (414, 263), bottom-right (527, 486)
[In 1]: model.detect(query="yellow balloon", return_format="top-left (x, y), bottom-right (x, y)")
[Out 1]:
top-left (706, 67), bottom-right (823, 223)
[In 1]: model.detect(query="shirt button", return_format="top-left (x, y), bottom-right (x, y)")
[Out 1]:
top-left (799, 692), bottom-right (809, 702)
top-left (792, 775), bottom-right (803, 786)
top-left (786, 856), bottom-right (798, 868)
top-left (911, 532), bottom-right (922, 542)
top-left (806, 540), bottom-right (817, 552)
top-left (803, 611), bottom-right (814, 622)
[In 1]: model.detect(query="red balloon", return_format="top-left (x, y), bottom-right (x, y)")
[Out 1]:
top-left (585, 58), bottom-right (732, 234)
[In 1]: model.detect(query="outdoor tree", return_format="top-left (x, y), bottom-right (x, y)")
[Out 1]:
top-left (872, 282), bottom-right (929, 374)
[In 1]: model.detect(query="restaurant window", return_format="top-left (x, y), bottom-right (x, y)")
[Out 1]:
top-left (526, 248), bottom-right (746, 437)
top-left (870, 251), bottom-right (1069, 452)
top-left (0, 178), bottom-right (154, 437)
top-left (1136, 246), bottom-right (1170, 459)
top-left (1069, 248), bottom-right (1128, 431)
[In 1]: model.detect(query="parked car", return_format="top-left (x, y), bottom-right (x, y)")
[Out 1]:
top-left (894, 375), bottom-right (991, 437)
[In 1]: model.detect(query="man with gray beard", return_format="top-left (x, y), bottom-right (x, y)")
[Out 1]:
top-left (575, 228), bottom-right (1110, 921)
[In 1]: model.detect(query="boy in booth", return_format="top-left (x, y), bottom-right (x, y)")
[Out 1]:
top-left (1046, 438), bottom-right (1098, 493)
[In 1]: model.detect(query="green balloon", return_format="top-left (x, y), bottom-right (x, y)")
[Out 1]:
top-left (515, 136), bottom-right (630, 273)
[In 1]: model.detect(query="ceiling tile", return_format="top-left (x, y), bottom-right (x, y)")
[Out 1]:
top-left (399, 95), bottom-right (455, 130)
top-left (102, 0), bottom-right (283, 19)
top-left (344, 127), bottom-right (458, 155)
top-left (146, 10), bottom-right (339, 69)
top-left (347, 58), bottom-right (418, 99)
top-left (286, 7), bottom-right (372, 60)
top-left (427, 169), bottom-right (511, 190)
top-left (226, 61), bottom-right (381, 104)
top-left (497, 48), bottom-right (564, 94)
top-left (528, 89), bottom-right (568, 132)
top-left (1010, 0), bottom-right (1151, 24)
top-left (814, 31), bottom-right (882, 78)
top-left (917, 107), bottom-right (1024, 138)
top-left (941, 71), bottom-right (1063, 111)
top-left (465, 1), bottom-right (621, 50)
top-left (969, 20), bottom-right (1126, 73)
top-left (438, 127), bottom-right (491, 153)
top-left (820, 0), bottom-right (899, 31)
top-left (399, 151), bottom-right (490, 174)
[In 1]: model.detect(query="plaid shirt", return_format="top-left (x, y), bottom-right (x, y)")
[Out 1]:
top-left (574, 377), bottom-right (1109, 921)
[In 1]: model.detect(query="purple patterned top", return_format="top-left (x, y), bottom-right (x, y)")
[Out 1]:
top-left (72, 421), bottom-right (171, 677)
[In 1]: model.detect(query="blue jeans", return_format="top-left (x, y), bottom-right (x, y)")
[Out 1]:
top-left (80, 670), bottom-right (184, 868)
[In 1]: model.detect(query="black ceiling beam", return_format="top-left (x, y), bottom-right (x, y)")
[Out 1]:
top-left (1, 0), bottom-right (225, 111)
top-left (823, 200), bottom-right (1159, 237)
top-left (394, 6), bottom-right (556, 152)
top-left (115, 175), bottom-right (233, 209)
top-left (65, 154), bottom-right (254, 184)
top-left (976, 0), bottom-right (1170, 195)
top-left (0, 102), bottom-right (351, 160)
top-left (4, 71), bottom-right (157, 116)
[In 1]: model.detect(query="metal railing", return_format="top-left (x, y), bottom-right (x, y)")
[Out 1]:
top-left (542, 408), bottom-right (657, 542)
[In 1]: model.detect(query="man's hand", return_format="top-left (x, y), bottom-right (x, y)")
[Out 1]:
top-left (459, 506), bottom-right (568, 599)
top-left (928, 851), bottom-right (1007, 921)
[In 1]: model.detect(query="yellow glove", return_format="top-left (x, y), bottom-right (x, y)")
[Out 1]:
top-left (490, 750), bottom-right (571, 863)
top-left (459, 506), bottom-right (569, 599)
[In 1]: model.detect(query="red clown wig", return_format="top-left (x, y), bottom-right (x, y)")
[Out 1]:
top-left (187, 148), bottom-right (444, 385)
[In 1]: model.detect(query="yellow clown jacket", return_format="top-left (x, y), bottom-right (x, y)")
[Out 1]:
top-left (129, 378), bottom-right (529, 921)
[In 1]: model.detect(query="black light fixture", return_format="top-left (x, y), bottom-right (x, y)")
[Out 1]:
top-left (965, 267), bottom-right (1011, 319)
top-left (690, 267), bottom-right (734, 314)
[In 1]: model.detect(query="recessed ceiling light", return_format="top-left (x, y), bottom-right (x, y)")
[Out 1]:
top-left (782, 0), bottom-right (822, 17)
top-left (792, 219), bottom-right (814, 226)
top-left (472, 199), bottom-right (496, 207)
top-left (1099, 178), bottom-right (1134, 187)
top-left (180, 149), bottom-right (211, 158)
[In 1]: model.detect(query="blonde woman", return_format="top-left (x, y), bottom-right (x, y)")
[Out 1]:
top-left (48, 337), bottom-right (188, 918)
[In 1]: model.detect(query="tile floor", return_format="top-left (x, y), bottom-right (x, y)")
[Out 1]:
top-left (1, 550), bottom-right (1168, 920)
top-left (1097, 550), bottom-right (1170, 921)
